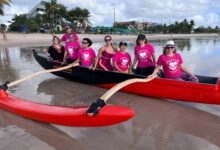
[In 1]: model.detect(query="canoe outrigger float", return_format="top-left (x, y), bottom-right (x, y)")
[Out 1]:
top-left (34, 49), bottom-right (220, 105)
top-left (0, 89), bottom-right (134, 127)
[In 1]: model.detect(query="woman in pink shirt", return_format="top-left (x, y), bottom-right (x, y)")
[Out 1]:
top-left (113, 41), bottom-right (132, 74)
top-left (71, 38), bottom-right (96, 68)
top-left (61, 25), bottom-right (78, 44)
top-left (132, 34), bottom-right (156, 76)
top-left (63, 33), bottom-right (80, 64)
top-left (149, 40), bottom-right (199, 82)
top-left (92, 35), bottom-right (116, 71)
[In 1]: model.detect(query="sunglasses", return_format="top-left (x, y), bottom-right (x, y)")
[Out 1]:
top-left (166, 47), bottom-right (174, 49)
top-left (82, 41), bottom-right (88, 44)
top-left (65, 27), bottom-right (70, 29)
top-left (105, 39), bottom-right (111, 42)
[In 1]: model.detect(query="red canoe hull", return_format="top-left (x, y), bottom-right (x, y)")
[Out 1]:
top-left (98, 78), bottom-right (220, 105)
top-left (0, 90), bottom-right (135, 127)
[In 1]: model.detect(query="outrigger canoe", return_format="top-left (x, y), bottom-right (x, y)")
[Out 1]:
top-left (33, 50), bottom-right (220, 105)
top-left (0, 90), bottom-right (135, 127)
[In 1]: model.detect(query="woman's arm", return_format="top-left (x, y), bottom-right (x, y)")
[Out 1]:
top-left (92, 47), bottom-right (104, 70)
top-left (113, 62), bottom-right (124, 73)
top-left (148, 66), bottom-right (161, 78)
top-left (132, 56), bottom-right (138, 69)
top-left (63, 51), bottom-right (68, 63)
top-left (128, 63), bottom-right (133, 74)
top-left (152, 53), bottom-right (156, 65)
top-left (180, 64), bottom-right (192, 75)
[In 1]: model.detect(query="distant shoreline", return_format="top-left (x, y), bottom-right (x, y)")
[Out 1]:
top-left (0, 33), bottom-right (219, 48)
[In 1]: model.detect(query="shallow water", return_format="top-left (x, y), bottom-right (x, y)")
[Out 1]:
top-left (1, 37), bottom-right (220, 150)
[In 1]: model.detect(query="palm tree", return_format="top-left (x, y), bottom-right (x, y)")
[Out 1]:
top-left (0, 0), bottom-right (11, 16)
top-left (43, 0), bottom-right (67, 33)
top-left (67, 7), bottom-right (91, 32)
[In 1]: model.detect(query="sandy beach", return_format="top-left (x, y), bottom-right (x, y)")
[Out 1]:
top-left (0, 33), bottom-right (219, 48)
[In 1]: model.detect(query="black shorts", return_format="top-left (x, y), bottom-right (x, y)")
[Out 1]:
top-left (135, 66), bottom-right (155, 76)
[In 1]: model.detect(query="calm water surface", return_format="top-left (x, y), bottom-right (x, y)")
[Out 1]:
top-left (1, 37), bottom-right (220, 150)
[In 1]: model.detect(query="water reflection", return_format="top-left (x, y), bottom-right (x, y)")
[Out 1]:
top-left (0, 48), bottom-right (18, 84)
top-left (37, 78), bottom-right (220, 150)
top-left (0, 110), bottom-right (86, 150)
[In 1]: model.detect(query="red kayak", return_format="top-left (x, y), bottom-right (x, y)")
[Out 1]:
top-left (0, 90), bottom-right (135, 127)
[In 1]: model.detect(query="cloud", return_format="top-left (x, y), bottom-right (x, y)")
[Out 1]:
top-left (1, 0), bottom-right (220, 27)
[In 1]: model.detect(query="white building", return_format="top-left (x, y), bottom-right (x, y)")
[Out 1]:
top-left (28, 1), bottom-right (46, 18)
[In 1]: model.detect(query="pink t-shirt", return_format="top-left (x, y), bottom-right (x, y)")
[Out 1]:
top-left (134, 44), bottom-right (155, 68)
top-left (113, 51), bottom-right (132, 72)
top-left (78, 48), bottom-right (96, 67)
top-left (157, 53), bottom-right (183, 79)
top-left (61, 33), bottom-right (79, 43)
top-left (65, 41), bottom-right (80, 60)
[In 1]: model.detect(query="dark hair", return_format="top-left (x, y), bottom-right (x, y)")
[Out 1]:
top-left (53, 36), bottom-right (60, 44)
top-left (65, 24), bottom-right (72, 29)
top-left (104, 35), bottom-right (112, 40)
top-left (69, 33), bottom-right (75, 38)
top-left (119, 41), bottom-right (127, 47)
top-left (83, 38), bottom-right (92, 47)
top-left (136, 34), bottom-right (148, 45)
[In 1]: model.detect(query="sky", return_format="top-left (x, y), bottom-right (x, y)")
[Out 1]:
top-left (1, 0), bottom-right (220, 27)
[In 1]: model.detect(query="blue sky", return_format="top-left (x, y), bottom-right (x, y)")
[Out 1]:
top-left (1, 0), bottom-right (220, 27)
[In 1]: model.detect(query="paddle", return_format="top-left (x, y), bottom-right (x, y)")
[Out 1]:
top-left (0, 63), bottom-right (79, 90)
top-left (87, 74), bottom-right (157, 116)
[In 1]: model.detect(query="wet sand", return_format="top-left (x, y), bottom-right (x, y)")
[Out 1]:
top-left (0, 33), bottom-right (219, 48)
top-left (1, 38), bottom-right (220, 150)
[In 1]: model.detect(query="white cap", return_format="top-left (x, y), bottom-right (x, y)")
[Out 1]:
top-left (164, 40), bottom-right (175, 47)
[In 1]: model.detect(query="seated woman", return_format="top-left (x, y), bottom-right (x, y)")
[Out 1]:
top-left (71, 38), bottom-right (96, 68)
top-left (149, 40), bottom-right (199, 82)
top-left (63, 33), bottom-right (81, 64)
top-left (113, 41), bottom-right (132, 74)
top-left (92, 35), bottom-right (116, 71)
top-left (44, 36), bottom-right (65, 63)
top-left (132, 34), bottom-right (156, 76)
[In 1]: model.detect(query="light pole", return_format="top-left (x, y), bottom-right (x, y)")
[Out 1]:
top-left (142, 10), bottom-right (144, 31)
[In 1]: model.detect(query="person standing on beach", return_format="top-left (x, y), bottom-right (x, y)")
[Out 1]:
top-left (132, 34), bottom-right (156, 76)
top-left (92, 35), bottom-right (116, 71)
top-left (61, 25), bottom-right (79, 44)
top-left (0, 24), bottom-right (7, 41)
top-left (113, 41), bottom-right (132, 74)
top-left (63, 33), bottom-right (81, 64)
top-left (149, 40), bottom-right (199, 82)
top-left (44, 36), bottom-right (65, 63)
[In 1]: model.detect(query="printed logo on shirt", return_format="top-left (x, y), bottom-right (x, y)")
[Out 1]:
top-left (83, 53), bottom-right (90, 61)
top-left (121, 57), bottom-right (129, 67)
top-left (138, 50), bottom-right (147, 60)
top-left (68, 47), bottom-right (74, 54)
top-left (168, 61), bottom-right (178, 71)
top-left (66, 39), bottom-right (70, 43)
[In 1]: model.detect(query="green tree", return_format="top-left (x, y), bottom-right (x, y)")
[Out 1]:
top-left (8, 14), bottom-right (31, 32)
top-left (67, 7), bottom-right (91, 32)
top-left (0, 0), bottom-right (11, 16)
top-left (43, 0), bottom-right (67, 33)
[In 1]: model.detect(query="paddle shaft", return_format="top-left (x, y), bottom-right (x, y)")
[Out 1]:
top-left (100, 75), bottom-right (157, 102)
top-left (8, 63), bottom-right (79, 87)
